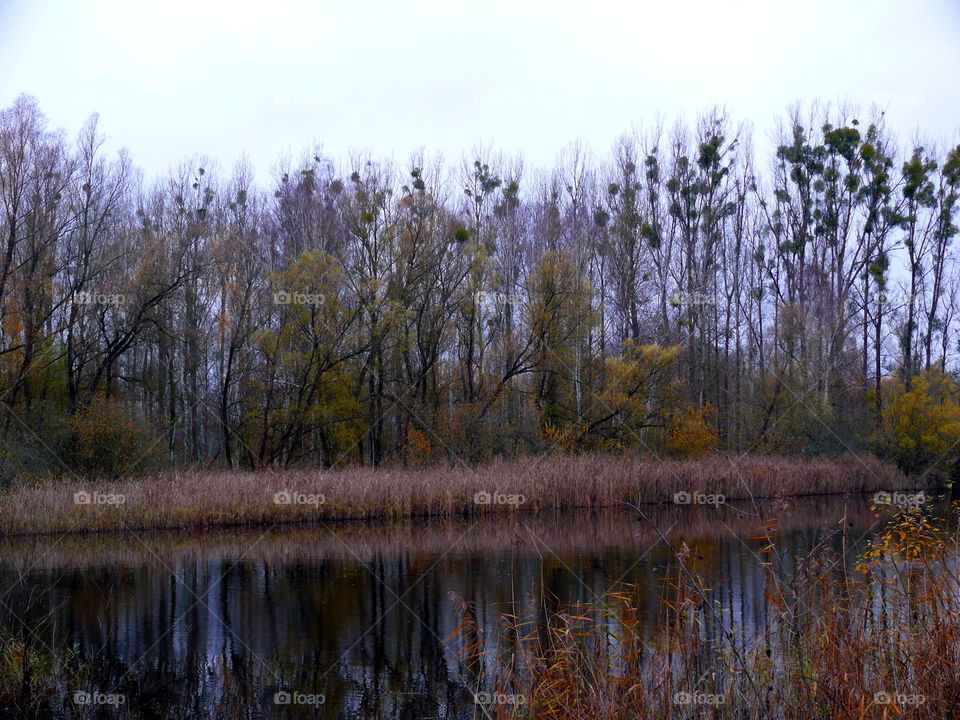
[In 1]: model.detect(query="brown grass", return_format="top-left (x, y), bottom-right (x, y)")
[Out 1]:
top-left (0, 452), bottom-right (923, 537)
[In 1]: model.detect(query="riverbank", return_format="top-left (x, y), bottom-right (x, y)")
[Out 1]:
top-left (0, 453), bottom-right (932, 537)
top-left (0, 495), bottom-right (890, 569)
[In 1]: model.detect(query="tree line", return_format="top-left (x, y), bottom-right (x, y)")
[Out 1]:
top-left (1, 95), bottom-right (959, 479)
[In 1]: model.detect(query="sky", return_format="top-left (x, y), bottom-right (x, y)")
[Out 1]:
top-left (1, 0), bottom-right (959, 183)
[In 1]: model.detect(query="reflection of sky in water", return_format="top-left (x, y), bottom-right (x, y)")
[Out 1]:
top-left (0, 497), bottom-right (933, 719)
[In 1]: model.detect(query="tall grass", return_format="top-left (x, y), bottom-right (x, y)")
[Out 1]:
top-left (0, 595), bottom-right (84, 719)
top-left (449, 499), bottom-right (960, 719)
top-left (0, 452), bottom-right (921, 536)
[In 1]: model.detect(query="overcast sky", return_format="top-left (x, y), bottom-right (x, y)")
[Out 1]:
top-left (2, 0), bottom-right (959, 182)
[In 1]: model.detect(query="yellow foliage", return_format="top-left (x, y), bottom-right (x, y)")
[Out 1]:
top-left (876, 369), bottom-right (960, 476)
top-left (543, 421), bottom-right (587, 453)
top-left (540, 342), bottom-right (681, 453)
top-left (665, 404), bottom-right (719, 459)
top-left (599, 342), bottom-right (681, 440)
top-left (603, 343), bottom-right (681, 411)
top-left (857, 504), bottom-right (946, 573)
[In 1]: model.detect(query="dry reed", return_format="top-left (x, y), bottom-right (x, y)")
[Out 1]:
top-left (449, 500), bottom-right (960, 719)
top-left (0, 452), bottom-right (922, 537)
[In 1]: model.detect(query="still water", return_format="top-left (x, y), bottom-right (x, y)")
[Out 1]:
top-left (0, 495), bottom-right (912, 718)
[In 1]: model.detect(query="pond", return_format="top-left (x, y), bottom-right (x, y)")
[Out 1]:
top-left (0, 494), bottom-right (939, 718)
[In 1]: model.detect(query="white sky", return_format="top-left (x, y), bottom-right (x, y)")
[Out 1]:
top-left (2, 0), bottom-right (959, 182)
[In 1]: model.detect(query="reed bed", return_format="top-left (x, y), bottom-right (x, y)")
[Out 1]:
top-left (449, 500), bottom-right (960, 719)
top-left (0, 452), bottom-right (920, 536)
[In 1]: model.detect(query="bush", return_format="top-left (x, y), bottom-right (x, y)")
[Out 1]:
top-left (665, 404), bottom-right (719, 459)
top-left (403, 426), bottom-right (437, 467)
top-left (875, 369), bottom-right (960, 477)
top-left (68, 395), bottom-right (159, 478)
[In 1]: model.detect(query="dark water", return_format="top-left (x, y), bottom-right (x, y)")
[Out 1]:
top-left (0, 495), bottom-right (922, 718)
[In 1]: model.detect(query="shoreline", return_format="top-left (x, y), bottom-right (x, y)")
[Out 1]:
top-left (0, 453), bottom-right (939, 538)
top-left (0, 495), bottom-right (913, 569)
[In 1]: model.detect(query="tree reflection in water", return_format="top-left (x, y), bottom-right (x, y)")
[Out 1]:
top-left (0, 497), bottom-right (904, 718)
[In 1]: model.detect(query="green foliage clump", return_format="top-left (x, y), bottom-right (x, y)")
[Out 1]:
top-left (875, 369), bottom-right (960, 478)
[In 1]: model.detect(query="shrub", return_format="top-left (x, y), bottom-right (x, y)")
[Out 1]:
top-left (665, 404), bottom-right (719, 458)
top-left (875, 368), bottom-right (960, 477)
top-left (403, 426), bottom-right (437, 467)
top-left (67, 395), bottom-right (159, 478)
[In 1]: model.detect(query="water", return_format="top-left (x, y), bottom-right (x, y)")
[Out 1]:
top-left (0, 495), bottom-right (923, 718)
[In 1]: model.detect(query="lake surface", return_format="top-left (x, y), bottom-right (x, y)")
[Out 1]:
top-left (0, 495), bottom-right (932, 718)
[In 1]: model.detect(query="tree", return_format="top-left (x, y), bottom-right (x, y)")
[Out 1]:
top-left (876, 368), bottom-right (960, 477)
top-left (1, 95), bottom-right (960, 478)
top-left (254, 249), bottom-right (365, 466)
